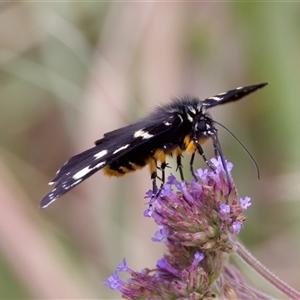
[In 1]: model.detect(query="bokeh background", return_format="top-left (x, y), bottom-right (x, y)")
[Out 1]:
top-left (1, 2), bottom-right (300, 299)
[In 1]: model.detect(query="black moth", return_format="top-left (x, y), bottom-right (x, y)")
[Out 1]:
top-left (40, 83), bottom-right (267, 208)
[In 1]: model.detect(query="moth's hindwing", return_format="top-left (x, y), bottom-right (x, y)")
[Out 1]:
top-left (40, 114), bottom-right (183, 208)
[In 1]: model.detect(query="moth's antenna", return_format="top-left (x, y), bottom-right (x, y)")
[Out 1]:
top-left (213, 120), bottom-right (260, 179)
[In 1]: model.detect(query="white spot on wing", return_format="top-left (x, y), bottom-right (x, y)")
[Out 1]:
top-left (70, 179), bottom-right (82, 188)
top-left (113, 144), bottom-right (130, 154)
top-left (73, 167), bottom-right (90, 180)
top-left (73, 161), bottom-right (106, 180)
top-left (94, 149), bottom-right (108, 159)
top-left (94, 161), bottom-right (106, 168)
top-left (41, 197), bottom-right (56, 208)
top-left (207, 96), bottom-right (221, 101)
top-left (133, 129), bottom-right (153, 139)
top-left (164, 121), bottom-right (171, 126)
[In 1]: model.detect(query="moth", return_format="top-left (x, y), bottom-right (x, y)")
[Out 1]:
top-left (40, 83), bottom-right (267, 208)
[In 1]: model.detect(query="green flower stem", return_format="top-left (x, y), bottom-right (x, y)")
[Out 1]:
top-left (236, 241), bottom-right (300, 300)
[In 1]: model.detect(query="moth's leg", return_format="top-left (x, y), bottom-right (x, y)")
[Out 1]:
top-left (193, 138), bottom-right (215, 171)
top-left (211, 134), bottom-right (232, 194)
top-left (214, 145), bottom-right (218, 157)
top-left (151, 170), bottom-right (158, 194)
top-left (189, 152), bottom-right (198, 181)
top-left (160, 161), bottom-right (167, 184)
top-left (154, 160), bottom-right (169, 196)
top-left (151, 149), bottom-right (170, 195)
top-left (176, 155), bottom-right (185, 181)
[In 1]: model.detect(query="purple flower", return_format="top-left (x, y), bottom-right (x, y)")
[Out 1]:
top-left (116, 258), bottom-right (129, 272)
top-left (211, 157), bottom-right (233, 173)
top-left (103, 271), bottom-right (124, 290)
top-left (220, 203), bottom-right (231, 214)
top-left (231, 221), bottom-right (242, 234)
top-left (105, 157), bottom-right (253, 298)
top-left (191, 252), bottom-right (205, 268)
top-left (166, 173), bottom-right (179, 185)
top-left (152, 227), bottom-right (169, 242)
top-left (240, 196), bottom-right (251, 210)
top-left (144, 189), bottom-right (153, 199)
top-left (156, 257), bottom-right (182, 277)
top-left (143, 207), bottom-right (153, 217)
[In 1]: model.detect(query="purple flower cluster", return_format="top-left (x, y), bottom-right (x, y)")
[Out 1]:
top-left (104, 157), bottom-right (253, 299)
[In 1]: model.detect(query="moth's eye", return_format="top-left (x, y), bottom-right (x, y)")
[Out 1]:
top-left (197, 120), bottom-right (207, 132)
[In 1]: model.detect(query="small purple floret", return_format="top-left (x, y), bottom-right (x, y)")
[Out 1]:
top-left (192, 252), bottom-right (205, 268)
top-left (240, 196), bottom-right (251, 210)
top-left (220, 204), bottom-right (230, 214)
top-left (116, 258), bottom-right (128, 272)
top-left (157, 258), bottom-right (182, 277)
top-left (232, 221), bottom-right (242, 234)
top-left (103, 271), bottom-right (123, 290)
top-left (152, 227), bottom-right (169, 242)
top-left (143, 207), bottom-right (153, 217)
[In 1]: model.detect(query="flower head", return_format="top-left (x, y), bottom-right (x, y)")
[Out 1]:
top-left (105, 158), bottom-right (253, 298)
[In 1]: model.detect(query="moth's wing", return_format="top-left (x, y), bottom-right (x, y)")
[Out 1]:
top-left (40, 113), bottom-right (182, 208)
top-left (202, 82), bottom-right (267, 108)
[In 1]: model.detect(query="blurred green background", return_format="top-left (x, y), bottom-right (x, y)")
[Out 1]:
top-left (1, 2), bottom-right (300, 299)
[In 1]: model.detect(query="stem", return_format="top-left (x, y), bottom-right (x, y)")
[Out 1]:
top-left (236, 241), bottom-right (300, 300)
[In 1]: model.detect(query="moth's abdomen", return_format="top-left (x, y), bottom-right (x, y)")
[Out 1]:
top-left (102, 160), bottom-right (146, 177)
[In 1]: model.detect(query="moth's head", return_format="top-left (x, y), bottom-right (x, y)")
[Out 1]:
top-left (193, 110), bottom-right (216, 139)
